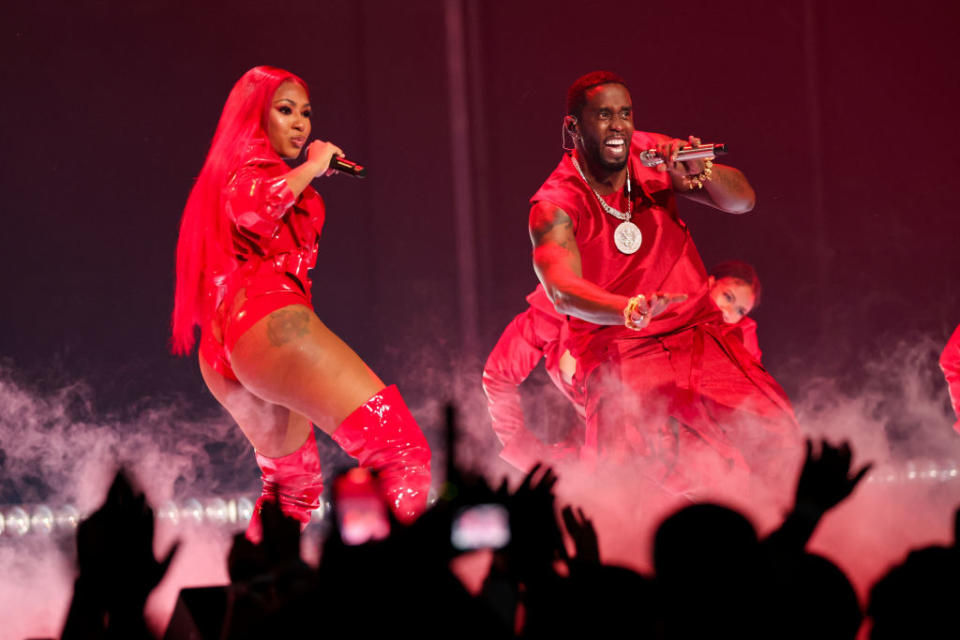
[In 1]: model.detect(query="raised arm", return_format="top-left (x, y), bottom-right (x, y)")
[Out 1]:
top-left (529, 201), bottom-right (685, 326)
top-left (656, 136), bottom-right (756, 214)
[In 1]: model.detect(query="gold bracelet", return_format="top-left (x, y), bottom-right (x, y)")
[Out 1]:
top-left (623, 294), bottom-right (647, 331)
top-left (682, 158), bottom-right (714, 190)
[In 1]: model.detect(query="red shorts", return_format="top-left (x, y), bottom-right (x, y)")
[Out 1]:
top-left (199, 263), bottom-right (312, 382)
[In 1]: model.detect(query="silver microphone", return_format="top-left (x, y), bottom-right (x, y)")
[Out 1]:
top-left (639, 143), bottom-right (727, 167)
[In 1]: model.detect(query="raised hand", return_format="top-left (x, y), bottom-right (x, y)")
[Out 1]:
top-left (76, 471), bottom-right (179, 602)
top-left (794, 438), bottom-right (873, 517)
top-left (64, 470), bottom-right (179, 639)
top-left (655, 135), bottom-right (705, 176)
top-left (505, 464), bottom-right (564, 583)
top-left (305, 139), bottom-right (344, 177)
top-left (560, 505), bottom-right (600, 567)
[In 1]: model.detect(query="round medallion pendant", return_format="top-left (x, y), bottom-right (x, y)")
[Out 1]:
top-left (614, 221), bottom-right (642, 254)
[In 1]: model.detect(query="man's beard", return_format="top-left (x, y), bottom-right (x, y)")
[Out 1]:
top-left (583, 139), bottom-right (628, 172)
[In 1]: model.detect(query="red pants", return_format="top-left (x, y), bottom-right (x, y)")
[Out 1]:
top-left (582, 323), bottom-right (800, 493)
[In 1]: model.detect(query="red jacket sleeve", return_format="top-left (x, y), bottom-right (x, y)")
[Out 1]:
top-left (222, 162), bottom-right (296, 237)
top-left (940, 324), bottom-right (960, 433)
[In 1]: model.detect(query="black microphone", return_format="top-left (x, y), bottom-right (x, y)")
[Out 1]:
top-left (639, 143), bottom-right (726, 168)
top-left (329, 155), bottom-right (367, 178)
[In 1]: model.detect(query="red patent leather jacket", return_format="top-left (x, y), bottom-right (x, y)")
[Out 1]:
top-left (205, 138), bottom-right (326, 318)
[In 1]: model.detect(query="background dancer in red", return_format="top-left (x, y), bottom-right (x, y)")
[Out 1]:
top-left (528, 71), bottom-right (799, 494)
top-left (482, 285), bottom-right (585, 471)
top-left (709, 260), bottom-right (764, 363)
top-left (171, 66), bottom-right (431, 540)
top-left (941, 324), bottom-right (960, 433)
top-left (482, 262), bottom-right (766, 473)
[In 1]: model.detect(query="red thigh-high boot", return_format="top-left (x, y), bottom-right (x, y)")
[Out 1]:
top-left (331, 385), bottom-right (432, 523)
top-left (245, 428), bottom-right (324, 543)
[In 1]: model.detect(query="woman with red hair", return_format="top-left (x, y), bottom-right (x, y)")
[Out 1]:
top-left (172, 66), bottom-right (431, 540)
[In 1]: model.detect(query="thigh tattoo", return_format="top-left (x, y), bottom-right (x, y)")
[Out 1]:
top-left (266, 308), bottom-right (311, 346)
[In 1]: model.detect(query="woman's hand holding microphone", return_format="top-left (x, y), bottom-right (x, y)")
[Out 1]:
top-left (304, 139), bottom-right (344, 178)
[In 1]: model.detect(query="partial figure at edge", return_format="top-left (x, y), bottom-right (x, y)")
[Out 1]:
top-left (941, 324), bottom-right (960, 434)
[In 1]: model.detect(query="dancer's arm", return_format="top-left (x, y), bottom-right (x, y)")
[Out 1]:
top-left (529, 201), bottom-right (685, 326)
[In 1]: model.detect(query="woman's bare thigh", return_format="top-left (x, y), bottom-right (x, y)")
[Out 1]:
top-left (228, 304), bottom-right (384, 430)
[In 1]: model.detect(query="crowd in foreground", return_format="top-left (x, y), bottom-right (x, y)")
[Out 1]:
top-left (56, 427), bottom-right (960, 640)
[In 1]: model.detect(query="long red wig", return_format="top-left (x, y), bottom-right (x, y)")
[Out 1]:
top-left (171, 66), bottom-right (308, 355)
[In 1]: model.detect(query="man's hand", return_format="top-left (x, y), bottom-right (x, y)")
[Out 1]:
top-left (625, 292), bottom-right (689, 330)
top-left (656, 135), bottom-right (705, 177)
top-left (658, 134), bottom-right (756, 213)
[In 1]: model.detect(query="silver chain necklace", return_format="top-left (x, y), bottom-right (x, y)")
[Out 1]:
top-left (570, 154), bottom-right (643, 254)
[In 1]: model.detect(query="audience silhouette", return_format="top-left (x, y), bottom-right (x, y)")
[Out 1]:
top-left (57, 410), bottom-right (958, 639)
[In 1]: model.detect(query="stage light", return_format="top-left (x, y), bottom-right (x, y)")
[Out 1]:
top-left (157, 500), bottom-right (180, 525)
top-left (204, 498), bottom-right (228, 525)
top-left (55, 505), bottom-right (80, 530)
top-left (917, 459), bottom-right (939, 482)
top-left (903, 461), bottom-right (919, 482)
top-left (236, 497), bottom-right (254, 524)
top-left (869, 464), bottom-right (898, 484)
top-left (180, 498), bottom-right (204, 525)
top-left (6, 507), bottom-right (29, 536)
top-left (939, 460), bottom-right (958, 481)
top-left (30, 506), bottom-right (55, 535)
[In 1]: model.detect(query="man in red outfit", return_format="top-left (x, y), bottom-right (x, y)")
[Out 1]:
top-left (528, 71), bottom-right (799, 493)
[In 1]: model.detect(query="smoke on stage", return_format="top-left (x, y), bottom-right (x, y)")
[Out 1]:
top-left (0, 331), bottom-right (957, 636)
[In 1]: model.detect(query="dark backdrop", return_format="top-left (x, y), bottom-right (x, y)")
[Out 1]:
top-left (2, 0), bottom-right (958, 454)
